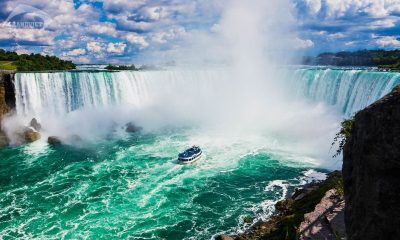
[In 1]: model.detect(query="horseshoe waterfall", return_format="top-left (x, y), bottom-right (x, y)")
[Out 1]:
top-left (0, 67), bottom-right (399, 239)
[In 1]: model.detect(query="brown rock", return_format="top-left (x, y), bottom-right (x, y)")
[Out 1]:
top-left (343, 85), bottom-right (400, 240)
top-left (299, 189), bottom-right (345, 240)
top-left (126, 122), bottom-right (142, 133)
top-left (30, 118), bottom-right (41, 131)
top-left (242, 216), bottom-right (254, 224)
top-left (275, 199), bottom-right (294, 214)
top-left (0, 131), bottom-right (8, 147)
top-left (215, 235), bottom-right (234, 240)
top-left (292, 185), bottom-right (318, 201)
top-left (48, 136), bottom-right (62, 145)
top-left (24, 128), bottom-right (41, 142)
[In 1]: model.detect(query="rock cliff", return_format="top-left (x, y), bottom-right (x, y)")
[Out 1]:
top-left (0, 70), bottom-right (15, 121)
top-left (0, 70), bottom-right (15, 147)
top-left (343, 85), bottom-right (400, 240)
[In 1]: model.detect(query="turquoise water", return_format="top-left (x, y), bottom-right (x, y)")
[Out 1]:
top-left (290, 68), bottom-right (400, 116)
top-left (0, 128), bottom-right (320, 239)
top-left (2, 67), bottom-right (397, 239)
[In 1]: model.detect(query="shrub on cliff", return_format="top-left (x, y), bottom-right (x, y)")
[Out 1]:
top-left (332, 117), bottom-right (354, 158)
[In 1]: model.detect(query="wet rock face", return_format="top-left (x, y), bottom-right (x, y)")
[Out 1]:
top-left (0, 131), bottom-right (8, 147)
top-left (343, 85), bottom-right (400, 240)
top-left (0, 71), bottom-right (15, 147)
top-left (48, 136), bottom-right (62, 145)
top-left (24, 127), bottom-right (41, 142)
top-left (126, 122), bottom-right (143, 133)
top-left (0, 71), bottom-right (15, 121)
top-left (30, 118), bottom-right (42, 131)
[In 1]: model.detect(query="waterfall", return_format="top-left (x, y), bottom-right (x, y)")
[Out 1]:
top-left (14, 68), bottom-right (400, 119)
top-left (13, 67), bottom-right (394, 165)
top-left (290, 68), bottom-right (400, 116)
top-left (14, 70), bottom-right (226, 118)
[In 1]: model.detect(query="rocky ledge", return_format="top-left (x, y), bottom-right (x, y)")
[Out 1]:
top-left (216, 172), bottom-right (345, 240)
top-left (343, 85), bottom-right (400, 240)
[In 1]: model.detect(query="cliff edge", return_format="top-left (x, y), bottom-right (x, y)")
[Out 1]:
top-left (343, 85), bottom-right (400, 240)
top-left (0, 70), bottom-right (15, 146)
top-left (0, 70), bottom-right (15, 119)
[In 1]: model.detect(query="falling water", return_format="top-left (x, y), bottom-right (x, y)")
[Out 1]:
top-left (290, 67), bottom-right (400, 116)
top-left (14, 68), bottom-right (400, 118)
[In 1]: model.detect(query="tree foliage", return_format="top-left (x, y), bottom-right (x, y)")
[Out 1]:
top-left (332, 116), bottom-right (354, 158)
top-left (105, 64), bottom-right (137, 71)
top-left (308, 50), bottom-right (400, 70)
top-left (0, 49), bottom-right (76, 71)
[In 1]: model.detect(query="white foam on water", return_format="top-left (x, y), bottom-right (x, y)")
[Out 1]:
top-left (301, 169), bottom-right (327, 184)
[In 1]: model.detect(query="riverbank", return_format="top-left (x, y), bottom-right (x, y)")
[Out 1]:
top-left (215, 171), bottom-right (345, 240)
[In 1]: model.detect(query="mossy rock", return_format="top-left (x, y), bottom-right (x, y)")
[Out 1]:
top-left (232, 171), bottom-right (343, 240)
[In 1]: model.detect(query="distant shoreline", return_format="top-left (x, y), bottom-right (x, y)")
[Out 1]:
top-left (303, 49), bottom-right (400, 71)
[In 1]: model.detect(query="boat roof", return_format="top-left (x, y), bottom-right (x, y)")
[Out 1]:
top-left (179, 146), bottom-right (201, 158)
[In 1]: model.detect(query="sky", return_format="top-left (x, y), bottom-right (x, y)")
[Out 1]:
top-left (0, 0), bottom-right (399, 64)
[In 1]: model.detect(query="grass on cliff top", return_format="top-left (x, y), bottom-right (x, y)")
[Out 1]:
top-left (257, 172), bottom-right (343, 240)
top-left (0, 61), bottom-right (17, 70)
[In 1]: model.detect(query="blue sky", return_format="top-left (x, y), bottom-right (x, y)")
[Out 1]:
top-left (0, 0), bottom-right (399, 64)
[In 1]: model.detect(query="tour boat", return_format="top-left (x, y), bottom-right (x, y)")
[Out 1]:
top-left (178, 146), bottom-right (202, 164)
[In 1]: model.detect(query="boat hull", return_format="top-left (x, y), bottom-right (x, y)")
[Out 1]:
top-left (178, 154), bottom-right (202, 165)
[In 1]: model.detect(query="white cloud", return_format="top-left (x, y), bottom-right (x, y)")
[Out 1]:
top-left (90, 23), bottom-right (118, 37)
top-left (124, 33), bottom-right (149, 48)
top-left (295, 37), bottom-right (314, 49)
top-left (300, 0), bottom-right (400, 18)
top-left (103, 0), bottom-right (146, 14)
top-left (87, 41), bottom-right (103, 52)
top-left (0, 27), bottom-right (55, 45)
top-left (376, 36), bottom-right (400, 48)
top-left (107, 42), bottom-right (126, 54)
top-left (328, 33), bottom-right (345, 39)
top-left (63, 48), bottom-right (86, 57)
top-left (76, 56), bottom-right (91, 64)
top-left (304, 0), bottom-right (322, 15)
top-left (151, 27), bottom-right (186, 44)
top-left (113, 15), bottom-right (154, 32)
top-left (57, 39), bottom-right (75, 49)
top-left (345, 41), bottom-right (355, 46)
top-left (369, 18), bottom-right (396, 29)
top-left (0, 31), bottom-right (13, 40)
top-left (14, 46), bottom-right (31, 55)
top-left (141, 6), bottom-right (168, 21)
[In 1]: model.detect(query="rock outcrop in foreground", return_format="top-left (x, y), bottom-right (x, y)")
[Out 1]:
top-left (299, 189), bottom-right (345, 240)
top-left (343, 85), bottom-right (400, 240)
top-left (215, 172), bottom-right (344, 240)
